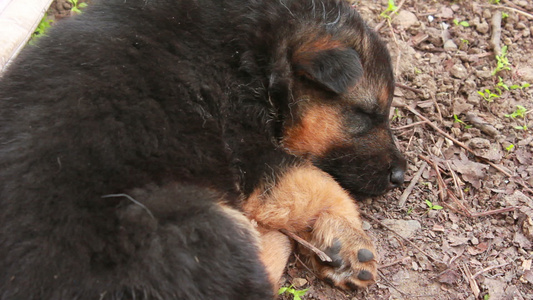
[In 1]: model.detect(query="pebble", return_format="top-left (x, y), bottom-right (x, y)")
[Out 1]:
top-left (444, 40), bottom-right (458, 51)
top-left (517, 67), bottom-right (533, 82)
top-left (292, 278), bottom-right (307, 288)
top-left (476, 22), bottom-right (490, 34)
top-left (394, 10), bottom-right (418, 29)
top-left (362, 220), bottom-right (371, 231)
top-left (469, 137), bottom-right (491, 149)
top-left (518, 0), bottom-right (528, 7)
top-left (382, 219), bottom-right (421, 239)
top-left (450, 64), bottom-right (468, 79)
top-left (516, 22), bottom-right (527, 30)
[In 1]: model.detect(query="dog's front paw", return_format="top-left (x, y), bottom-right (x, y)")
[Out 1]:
top-left (303, 216), bottom-right (378, 290)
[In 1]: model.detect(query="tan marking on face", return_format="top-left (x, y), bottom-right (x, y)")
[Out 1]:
top-left (283, 105), bottom-right (344, 156)
top-left (377, 85), bottom-right (392, 109)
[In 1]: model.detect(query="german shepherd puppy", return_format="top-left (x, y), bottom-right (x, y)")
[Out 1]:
top-left (0, 0), bottom-right (405, 299)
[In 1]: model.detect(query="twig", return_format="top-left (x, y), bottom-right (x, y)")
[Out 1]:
top-left (293, 254), bottom-right (317, 276)
top-left (279, 229), bottom-right (332, 262)
top-left (374, 0), bottom-right (407, 32)
top-left (432, 159), bottom-right (446, 202)
top-left (472, 262), bottom-right (510, 279)
top-left (361, 211), bottom-right (442, 263)
top-left (378, 270), bottom-right (408, 296)
top-left (461, 264), bottom-right (480, 298)
top-left (379, 256), bottom-right (408, 269)
top-left (403, 105), bottom-right (533, 196)
top-left (493, 2), bottom-right (533, 19)
top-left (392, 120), bottom-right (428, 131)
top-left (490, 10), bottom-right (502, 56)
top-left (399, 161), bottom-right (428, 207)
top-left (396, 82), bottom-right (424, 95)
top-left (446, 161), bottom-right (465, 203)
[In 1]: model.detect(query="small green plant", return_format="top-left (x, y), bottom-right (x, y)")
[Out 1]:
top-left (453, 19), bottom-right (470, 27)
top-left (278, 286), bottom-right (308, 300)
top-left (380, 0), bottom-right (398, 19)
top-left (407, 207), bottom-right (414, 214)
top-left (492, 45), bottom-right (512, 75)
top-left (425, 200), bottom-right (443, 211)
top-left (68, 0), bottom-right (88, 14)
top-left (496, 76), bottom-right (509, 94)
top-left (505, 144), bottom-right (515, 152)
top-left (505, 105), bottom-right (527, 118)
top-left (514, 124), bottom-right (528, 130)
top-left (453, 114), bottom-right (473, 129)
top-left (502, 12), bottom-right (509, 19)
top-left (477, 89), bottom-right (500, 102)
top-left (484, 293), bottom-right (490, 300)
top-left (30, 16), bottom-right (53, 43)
top-left (392, 108), bottom-right (403, 121)
top-left (490, 0), bottom-right (501, 4)
top-left (509, 82), bottom-right (530, 90)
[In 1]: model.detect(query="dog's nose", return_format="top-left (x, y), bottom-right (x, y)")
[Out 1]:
top-left (389, 166), bottom-right (405, 189)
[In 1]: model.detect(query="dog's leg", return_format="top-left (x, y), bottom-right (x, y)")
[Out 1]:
top-left (243, 163), bottom-right (377, 289)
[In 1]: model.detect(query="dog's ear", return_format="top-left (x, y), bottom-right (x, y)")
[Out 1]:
top-left (293, 43), bottom-right (363, 94)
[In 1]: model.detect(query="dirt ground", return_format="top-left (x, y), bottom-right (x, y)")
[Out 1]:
top-left (43, 0), bottom-right (533, 299)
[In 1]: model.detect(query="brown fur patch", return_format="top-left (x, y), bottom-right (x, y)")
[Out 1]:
top-left (283, 105), bottom-right (345, 156)
top-left (257, 229), bottom-right (292, 291)
top-left (243, 163), bottom-right (377, 289)
top-left (293, 36), bottom-right (343, 61)
top-left (243, 163), bottom-right (361, 231)
top-left (377, 85), bottom-right (392, 109)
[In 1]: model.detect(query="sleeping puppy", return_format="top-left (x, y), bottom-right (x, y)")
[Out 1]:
top-left (0, 0), bottom-right (405, 299)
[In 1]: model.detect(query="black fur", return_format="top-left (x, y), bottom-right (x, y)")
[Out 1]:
top-left (0, 0), bottom-right (403, 299)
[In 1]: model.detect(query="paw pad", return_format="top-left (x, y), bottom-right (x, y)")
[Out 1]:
top-left (357, 270), bottom-right (373, 281)
top-left (357, 248), bottom-right (374, 262)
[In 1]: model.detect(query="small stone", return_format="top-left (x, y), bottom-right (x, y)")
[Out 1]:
top-left (450, 64), bottom-right (468, 79)
top-left (468, 137), bottom-right (490, 149)
top-left (362, 220), bottom-right (371, 231)
top-left (476, 22), bottom-right (490, 34)
top-left (517, 67), bottom-right (533, 82)
top-left (292, 277), bottom-right (307, 288)
top-left (518, 0), bottom-right (528, 7)
top-left (516, 22), bottom-right (527, 30)
top-left (382, 219), bottom-right (421, 238)
top-left (444, 40), bottom-right (458, 51)
top-left (482, 9), bottom-right (491, 19)
top-left (394, 10), bottom-right (418, 29)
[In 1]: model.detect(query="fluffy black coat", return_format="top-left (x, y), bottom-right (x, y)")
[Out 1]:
top-left (0, 0), bottom-right (393, 299)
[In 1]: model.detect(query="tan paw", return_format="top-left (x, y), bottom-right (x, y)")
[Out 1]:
top-left (302, 217), bottom-right (377, 290)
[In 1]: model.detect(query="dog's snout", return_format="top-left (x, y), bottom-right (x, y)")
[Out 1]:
top-left (389, 165), bottom-right (405, 189)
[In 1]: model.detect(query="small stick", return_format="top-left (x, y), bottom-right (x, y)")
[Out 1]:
top-left (462, 264), bottom-right (481, 298)
top-left (392, 120), bottom-right (428, 131)
top-left (396, 82), bottom-right (424, 94)
top-left (446, 161), bottom-right (465, 202)
top-left (496, 2), bottom-right (533, 19)
top-left (472, 262), bottom-right (509, 279)
top-left (490, 10), bottom-right (502, 56)
top-left (374, 0), bottom-right (407, 32)
top-left (404, 105), bottom-right (533, 196)
top-left (379, 256), bottom-right (409, 269)
top-left (399, 161), bottom-right (428, 207)
top-left (279, 229), bottom-right (332, 262)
